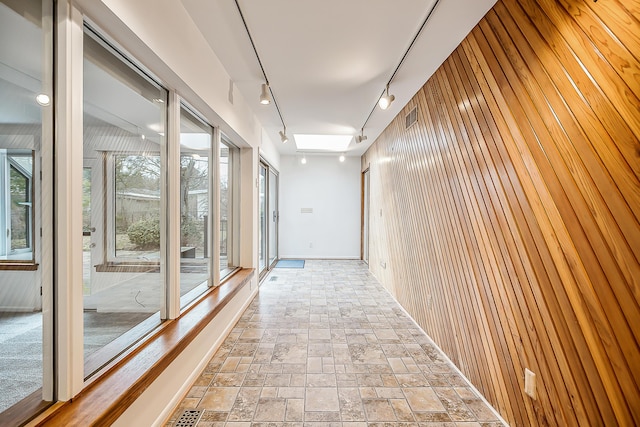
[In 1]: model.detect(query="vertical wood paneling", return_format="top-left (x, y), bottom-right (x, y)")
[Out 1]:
top-left (363, 0), bottom-right (640, 425)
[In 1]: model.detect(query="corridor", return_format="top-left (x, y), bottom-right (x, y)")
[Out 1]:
top-left (166, 260), bottom-right (504, 426)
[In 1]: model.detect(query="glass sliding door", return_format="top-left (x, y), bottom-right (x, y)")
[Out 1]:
top-left (0, 0), bottom-right (54, 419)
top-left (268, 169), bottom-right (278, 268)
top-left (258, 160), bottom-right (278, 279)
top-left (82, 27), bottom-right (167, 376)
top-left (258, 163), bottom-right (267, 275)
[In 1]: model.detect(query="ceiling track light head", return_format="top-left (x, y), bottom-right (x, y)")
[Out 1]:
top-left (356, 129), bottom-right (367, 144)
top-left (379, 86), bottom-right (395, 110)
top-left (279, 129), bottom-right (288, 143)
top-left (260, 83), bottom-right (271, 105)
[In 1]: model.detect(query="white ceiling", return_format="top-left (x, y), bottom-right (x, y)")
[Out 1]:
top-left (180, 0), bottom-right (497, 157)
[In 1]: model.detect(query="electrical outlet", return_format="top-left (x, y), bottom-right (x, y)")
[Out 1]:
top-left (309, 242), bottom-right (313, 248)
top-left (524, 368), bottom-right (536, 399)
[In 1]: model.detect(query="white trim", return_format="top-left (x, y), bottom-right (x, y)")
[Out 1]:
top-left (278, 256), bottom-right (361, 260)
top-left (151, 284), bottom-right (258, 427)
top-left (166, 91), bottom-right (180, 319)
top-left (379, 278), bottom-right (511, 427)
top-left (55, 0), bottom-right (85, 399)
top-left (212, 127), bottom-right (221, 287)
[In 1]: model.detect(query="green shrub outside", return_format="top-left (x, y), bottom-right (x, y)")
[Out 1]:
top-left (127, 216), bottom-right (203, 249)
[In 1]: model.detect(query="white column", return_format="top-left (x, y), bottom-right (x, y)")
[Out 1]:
top-left (55, 0), bottom-right (85, 400)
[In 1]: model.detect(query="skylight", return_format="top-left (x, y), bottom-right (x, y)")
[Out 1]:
top-left (294, 134), bottom-right (352, 152)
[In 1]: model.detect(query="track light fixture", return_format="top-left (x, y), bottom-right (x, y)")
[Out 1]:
top-left (339, 153), bottom-right (346, 162)
top-left (301, 154), bottom-right (307, 165)
top-left (260, 83), bottom-right (271, 105)
top-left (355, 129), bottom-right (367, 144)
top-left (279, 128), bottom-right (289, 143)
top-left (234, 0), bottom-right (289, 141)
top-left (357, 0), bottom-right (441, 139)
top-left (378, 85), bottom-right (395, 110)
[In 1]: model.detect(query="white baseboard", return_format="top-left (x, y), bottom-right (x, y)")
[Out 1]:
top-left (110, 281), bottom-right (259, 427)
top-left (384, 285), bottom-right (510, 427)
top-left (278, 256), bottom-right (360, 260)
top-left (152, 284), bottom-right (259, 426)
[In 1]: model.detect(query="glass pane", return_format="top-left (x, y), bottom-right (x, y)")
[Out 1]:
top-left (268, 170), bottom-right (277, 266)
top-left (83, 29), bottom-right (166, 375)
top-left (180, 107), bottom-right (211, 305)
top-left (9, 158), bottom-right (32, 252)
top-left (220, 143), bottom-right (229, 272)
top-left (0, 0), bottom-right (52, 415)
top-left (114, 154), bottom-right (161, 259)
top-left (83, 168), bottom-right (91, 293)
top-left (258, 165), bottom-right (267, 273)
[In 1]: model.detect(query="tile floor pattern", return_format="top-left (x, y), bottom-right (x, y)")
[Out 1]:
top-left (166, 260), bottom-right (505, 427)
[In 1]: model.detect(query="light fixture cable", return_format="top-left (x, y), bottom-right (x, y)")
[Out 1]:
top-left (234, 0), bottom-right (287, 131)
top-left (358, 0), bottom-right (441, 132)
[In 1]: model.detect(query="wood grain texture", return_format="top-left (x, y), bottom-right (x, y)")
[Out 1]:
top-left (363, 0), bottom-right (640, 425)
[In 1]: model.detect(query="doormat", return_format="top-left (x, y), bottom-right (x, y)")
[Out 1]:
top-left (275, 259), bottom-right (305, 268)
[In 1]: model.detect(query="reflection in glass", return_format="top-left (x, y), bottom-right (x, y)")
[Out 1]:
top-left (268, 170), bottom-right (278, 267)
top-left (220, 143), bottom-right (230, 272)
top-left (114, 154), bottom-right (161, 259)
top-left (83, 29), bottom-right (166, 375)
top-left (0, 0), bottom-right (52, 415)
top-left (179, 107), bottom-right (211, 305)
top-left (258, 164), bottom-right (267, 273)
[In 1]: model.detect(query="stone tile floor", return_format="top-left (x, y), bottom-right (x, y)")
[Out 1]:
top-left (166, 260), bottom-right (505, 427)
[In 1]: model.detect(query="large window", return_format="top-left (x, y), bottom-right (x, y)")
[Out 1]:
top-left (220, 137), bottom-right (239, 277)
top-left (180, 106), bottom-right (212, 306)
top-left (0, 0), bottom-right (53, 419)
top-left (2, 1), bottom-right (251, 421)
top-left (83, 27), bottom-right (167, 374)
top-left (0, 150), bottom-right (33, 260)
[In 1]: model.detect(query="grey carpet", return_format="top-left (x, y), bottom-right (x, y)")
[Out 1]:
top-left (0, 311), bottom-right (153, 413)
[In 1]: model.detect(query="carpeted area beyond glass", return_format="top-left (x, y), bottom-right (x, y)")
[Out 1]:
top-left (0, 311), bottom-right (151, 413)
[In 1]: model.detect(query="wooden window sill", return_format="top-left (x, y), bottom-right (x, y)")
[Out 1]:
top-left (33, 268), bottom-right (254, 426)
top-left (0, 262), bottom-right (38, 271)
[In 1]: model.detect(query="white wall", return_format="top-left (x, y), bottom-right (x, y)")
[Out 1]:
top-left (259, 128), bottom-right (281, 172)
top-left (279, 155), bottom-right (361, 259)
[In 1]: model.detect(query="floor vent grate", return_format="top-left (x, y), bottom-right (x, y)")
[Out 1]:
top-left (175, 409), bottom-right (203, 427)
top-left (270, 276), bottom-right (278, 281)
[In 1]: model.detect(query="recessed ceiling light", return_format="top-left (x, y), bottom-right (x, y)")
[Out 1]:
top-left (36, 94), bottom-right (50, 106)
top-left (294, 134), bottom-right (352, 152)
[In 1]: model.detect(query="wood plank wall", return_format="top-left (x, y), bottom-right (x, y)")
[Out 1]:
top-left (362, 0), bottom-right (640, 425)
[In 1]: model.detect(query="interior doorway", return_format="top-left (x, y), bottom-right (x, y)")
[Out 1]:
top-left (362, 168), bottom-right (370, 264)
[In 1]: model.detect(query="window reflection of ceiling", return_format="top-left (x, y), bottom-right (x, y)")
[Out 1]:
top-left (0, 2), bottom-right (44, 126)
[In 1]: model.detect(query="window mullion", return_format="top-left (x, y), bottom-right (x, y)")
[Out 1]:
top-left (55, 0), bottom-right (85, 400)
top-left (212, 128), bottom-right (221, 286)
top-left (166, 91), bottom-right (181, 319)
